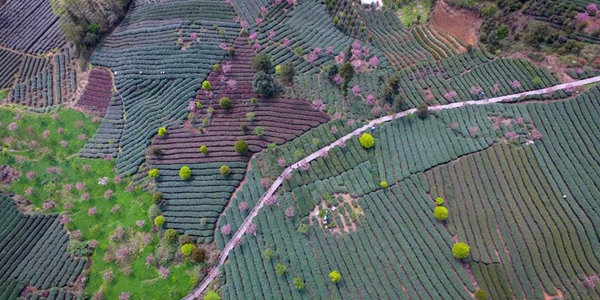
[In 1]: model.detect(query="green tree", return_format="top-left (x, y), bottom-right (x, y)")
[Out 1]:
top-left (202, 80), bottom-right (212, 91)
top-left (475, 289), bottom-right (489, 300)
top-left (164, 228), bottom-right (178, 242)
top-left (220, 165), bottom-right (231, 176)
top-left (234, 140), bottom-right (249, 154)
top-left (339, 62), bottom-right (355, 85)
top-left (276, 263), bottom-right (287, 276)
top-left (158, 127), bottom-right (167, 137)
top-left (329, 270), bottom-right (342, 283)
top-left (251, 53), bottom-right (273, 73)
top-left (191, 247), bottom-right (207, 263)
top-left (434, 206), bottom-right (449, 221)
top-left (179, 166), bottom-right (192, 180)
top-left (181, 243), bottom-right (196, 256)
top-left (359, 133), bottom-right (375, 149)
top-left (254, 126), bottom-right (265, 136)
top-left (452, 242), bottom-right (470, 259)
top-left (252, 71), bottom-right (276, 97)
top-left (279, 61), bottom-right (296, 87)
top-left (148, 168), bottom-right (160, 178)
top-left (154, 215), bottom-right (165, 227)
top-left (435, 197), bottom-right (444, 206)
top-left (199, 145), bottom-right (208, 154)
top-left (380, 181), bottom-right (388, 188)
top-left (417, 104), bottom-right (429, 119)
top-left (293, 277), bottom-right (306, 290)
top-left (219, 97), bottom-right (231, 109)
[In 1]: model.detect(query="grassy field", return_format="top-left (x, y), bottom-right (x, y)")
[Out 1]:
top-left (0, 106), bottom-right (200, 299)
top-left (0, 89), bottom-right (7, 100)
top-left (398, 0), bottom-right (431, 27)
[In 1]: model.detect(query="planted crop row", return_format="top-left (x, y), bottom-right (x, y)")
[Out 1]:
top-left (79, 93), bottom-right (124, 159)
top-left (76, 68), bottom-right (113, 116)
top-left (0, 49), bottom-right (23, 88)
top-left (0, 0), bottom-right (66, 54)
top-left (426, 143), bottom-right (600, 299)
top-left (154, 161), bottom-right (248, 242)
top-left (0, 195), bottom-right (85, 297)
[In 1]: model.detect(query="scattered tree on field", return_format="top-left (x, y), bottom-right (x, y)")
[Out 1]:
top-left (148, 169), bottom-right (159, 178)
top-left (359, 133), bottom-right (375, 149)
top-left (475, 289), bottom-right (489, 300)
top-left (253, 71), bottom-right (277, 98)
top-left (452, 242), bottom-right (470, 259)
top-left (181, 244), bottom-right (196, 256)
top-left (219, 97), bottom-right (231, 109)
top-left (234, 140), bottom-right (249, 154)
top-left (251, 53), bottom-right (273, 73)
top-left (220, 165), bottom-right (231, 176)
top-left (157, 127), bottom-right (167, 137)
top-left (329, 270), bottom-right (342, 283)
top-left (276, 263), bottom-right (287, 276)
top-left (154, 215), bottom-right (165, 227)
top-left (293, 277), bottom-right (306, 290)
top-left (279, 61), bottom-right (295, 87)
top-left (434, 206), bottom-right (449, 221)
top-left (179, 166), bottom-right (191, 180)
top-left (417, 104), bottom-right (429, 118)
top-left (204, 290), bottom-right (221, 300)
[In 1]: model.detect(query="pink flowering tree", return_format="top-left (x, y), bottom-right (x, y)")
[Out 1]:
top-left (351, 85), bottom-right (362, 97)
top-left (587, 3), bottom-right (598, 14)
top-left (368, 56), bottom-right (379, 68)
top-left (221, 224), bottom-right (232, 235)
top-left (246, 223), bottom-right (257, 235)
top-left (444, 91), bottom-right (457, 100)
top-left (312, 99), bottom-right (326, 111)
top-left (255, 18), bottom-right (263, 26)
top-left (232, 237), bottom-right (242, 247)
top-left (325, 46), bottom-right (333, 55)
top-left (575, 12), bottom-right (591, 23)
top-left (282, 37), bottom-right (290, 47)
top-left (249, 32), bottom-right (258, 41)
top-left (239, 201), bottom-right (248, 211)
top-left (265, 195), bottom-right (278, 206)
top-left (241, 20), bottom-right (249, 29)
top-left (260, 6), bottom-right (268, 15)
top-left (219, 42), bottom-right (228, 51)
top-left (366, 94), bottom-right (376, 105)
top-left (510, 80), bottom-right (522, 90)
top-left (285, 207), bottom-right (295, 218)
top-left (278, 157), bottom-right (286, 167)
top-left (268, 30), bottom-right (276, 40)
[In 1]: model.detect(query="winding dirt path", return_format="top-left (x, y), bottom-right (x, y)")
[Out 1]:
top-left (183, 75), bottom-right (600, 300)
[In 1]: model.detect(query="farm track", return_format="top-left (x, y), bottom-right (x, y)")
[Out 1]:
top-left (183, 75), bottom-right (600, 299)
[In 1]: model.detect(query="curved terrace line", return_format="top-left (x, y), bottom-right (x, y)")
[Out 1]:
top-left (184, 75), bottom-right (600, 300)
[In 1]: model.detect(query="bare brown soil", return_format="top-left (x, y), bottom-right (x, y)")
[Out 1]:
top-left (430, 0), bottom-right (481, 46)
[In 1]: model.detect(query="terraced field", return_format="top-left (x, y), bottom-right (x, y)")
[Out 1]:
top-left (1, 0), bottom-right (600, 299)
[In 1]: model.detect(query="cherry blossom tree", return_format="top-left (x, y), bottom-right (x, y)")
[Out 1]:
top-left (265, 195), bottom-right (278, 206)
top-left (368, 56), bottom-right (379, 68)
top-left (285, 207), bottom-right (295, 218)
top-left (268, 30), bottom-right (276, 40)
top-left (246, 223), bottom-right (257, 235)
top-left (221, 224), bottom-right (232, 235)
top-left (239, 201), bottom-right (248, 211)
top-left (351, 85), bottom-right (362, 97)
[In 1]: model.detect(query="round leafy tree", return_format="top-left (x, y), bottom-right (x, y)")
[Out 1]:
top-left (181, 243), bottom-right (196, 256)
top-left (179, 166), bottom-right (192, 180)
top-left (417, 104), bottom-right (429, 118)
top-left (475, 289), bottom-right (489, 300)
top-left (153, 192), bottom-right (163, 204)
top-left (279, 61), bottom-right (296, 86)
top-left (191, 247), bottom-right (207, 263)
top-left (164, 228), bottom-right (178, 242)
top-left (199, 145), bottom-right (208, 154)
top-left (452, 242), bottom-right (470, 259)
top-left (380, 181), bottom-right (388, 188)
top-left (219, 97), bottom-right (231, 109)
top-left (202, 80), bottom-right (212, 91)
top-left (252, 71), bottom-right (276, 98)
top-left (148, 168), bottom-right (160, 178)
top-left (329, 270), bottom-right (341, 283)
top-left (276, 263), bottom-right (287, 276)
top-left (234, 140), bottom-right (249, 154)
top-left (293, 277), bottom-right (306, 290)
top-left (436, 197), bottom-right (444, 206)
top-left (204, 291), bottom-right (221, 300)
top-left (434, 206), bottom-right (449, 221)
top-left (251, 53), bottom-right (273, 73)
top-left (158, 127), bottom-right (167, 137)
top-left (359, 133), bottom-right (375, 149)
top-left (220, 165), bottom-right (231, 176)
top-left (154, 215), bottom-right (165, 227)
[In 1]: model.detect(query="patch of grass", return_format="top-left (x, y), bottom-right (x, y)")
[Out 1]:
top-left (0, 106), bottom-right (200, 299)
top-left (398, 0), bottom-right (431, 27)
top-left (0, 89), bottom-right (7, 100)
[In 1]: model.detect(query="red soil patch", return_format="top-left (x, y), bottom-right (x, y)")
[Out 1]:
top-left (150, 38), bottom-right (330, 165)
top-left (430, 0), bottom-right (482, 46)
top-left (76, 68), bottom-right (113, 116)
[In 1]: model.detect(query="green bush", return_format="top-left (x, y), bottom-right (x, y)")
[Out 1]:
top-left (434, 206), bottom-right (449, 221)
top-left (250, 97), bottom-right (258, 104)
top-left (148, 204), bottom-right (161, 219)
top-left (417, 104), bottom-right (429, 118)
top-left (153, 192), bottom-right (163, 204)
top-left (251, 53), bottom-right (273, 73)
top-left (293, 277), bottom-right (305, 290)
top-left (264, 247), bottom-right (274, 260)
top-left (275, 65), bottom-right (282, 74)
top-left (158, 127), bottom-right (167, 137)
top-left (475, 289), bottom-right (489, 300)
top-left (154, 215), bottom-right (166, 227)
top-left (67, 240), bottom-right (91, 256)
top-left (204, 291), bottom-right (221, 300)
top-left (452, 242), bottom-right (470, 259)
top-left (179, 166), bottom-right (192, 180)
top-left (276, 263), bottom-right (287, 276)
top-left (380, 181), bottom-right (388, 188)
top-left (200, 145), bottom-right (208, 154)
top-left (181, 243), bottom-right (196, 256)
top-left (279, 61), bottom-right (295, 86)
top-left (219, 97), bottom-right (231, 109)
top-left (254, 126), bottom-right (265, 136)
top-left (339, 62), bottom-right (355, 84)
top-left (220, 165), bottom-right (231, 176)
top-left (148, 168), bottom-right (160, 178)
top-left (297, 223), bottom-right (309, 234)
top-left (212, 64), bottom-right (220, 71)
top-left (329, 270), bottom-right (341, 283)
top-left (164, 228), bottom-right (178, 242)
top-left (191, 247), bottom-right (207, 263)
top-left (252, 71), bottom-right (276, 98)
top-left (246, 112), bottom-right (255, 121)
top-left (359, 133), bottom-right (375, 149)
top-left (436, 197), bottom-right (444, 206)
top-left (234, 140), bottom-right (249, 154)
top-left (202, 80), bottom-right (212, 91)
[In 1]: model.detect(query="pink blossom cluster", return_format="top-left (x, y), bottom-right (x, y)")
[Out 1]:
top-left (88, 206), bottom-right (98, 216)
top-left (366, 94), bottom-right (376, 105)
top-left (221, 224), bottom-right (232, 235)
top-left (444, 91), bottom-right (457, 100)
top-left (278, 157), bottom-right (286, 167)
top-left (285, 207), bottom-right (295, 218)
top-left (246, 223), bottom-right (257, 235)
top-left (239, 201), bottom-right (248, 211)
top-left (312, 99), bottom-right (326, 111)
top-left (265, 195), bottom-right (278, 206)
top-left (510, 80), bottom-right (522, 89)
top-left (351, 85), bottom-right (362, 97)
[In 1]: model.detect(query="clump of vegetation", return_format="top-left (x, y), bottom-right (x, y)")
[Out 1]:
top-left (452, 242), bottom-right (470, 259)
top-left (434, 206), bottom-right (449, 221)
top-left (359, 133), bottom-right (375, 149)
top-left (204, 290), bottom-right (221, 300)
top-left (220, 165), bottom-right (231, 176)
top-left (153, 192), bottom-right (163, 204)
top-left (157, 127), bottom-right (167, 137)
top-left (234, 140), bottom-right (249, 154)
top-left (191, 247), bottom-right (207, 263)
top-left (199, 145), bottom-right (208, 154)
top-left (219, 97), bottom-right (231, 109)
top-left (436, 197), bottom-right (444, 206)
top-left (180, 243), bottom-right (196, 256)
top-left (293, 277), bottom-right (306, 290)
top-left (179, 166), bottom-right (191, 180)
top-left (380, 181), bottom-right (388, 188)
top-left (276, 263), bottom-right (287, 276)
top-left (251, 53), bottom-right (273, 73)
top-left (279, 61), bottom-right (296, 87)
top-left (329, 270), bottom-right (341, 283)
top-left (148, 168), bottom-right (160, 178)
top-left (202, 80), bottom-right (212, 91)
top-left (475, 289), bottom-right (490, 300)
top-left (154, 215), bottom-right (166, 227)
top-left (417, 104), bottom-right (429, 119)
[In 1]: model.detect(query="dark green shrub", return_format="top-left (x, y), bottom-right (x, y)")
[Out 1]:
top-left (251, 53), bottom-right (272, 73)
top-left (417, 104), bottom-right (429, 118)
top-left (234, 140), bottom-right (249, 154)
top-left (220, 165), bottom-right (231, 176)
top-left (164, 228), bottom-right (178, 242)
top-left (191, 247), bottom-right (207, 263)
top-left (153, 192), bottom-right (163, 204)
top-left (219, 97), bottom-right (231, 109)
